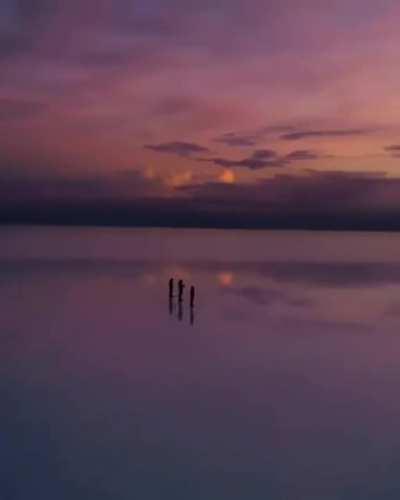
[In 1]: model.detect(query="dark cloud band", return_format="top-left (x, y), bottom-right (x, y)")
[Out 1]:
top-left (145, 141), bottom-right (210, 157)
top-left (281, 129), bottom-right (370, 141)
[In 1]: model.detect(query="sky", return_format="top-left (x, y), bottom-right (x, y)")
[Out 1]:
top-left (2, 0), bottom-right (400, 228)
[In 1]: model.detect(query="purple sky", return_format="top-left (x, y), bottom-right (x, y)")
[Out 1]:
top-left (2, 0), bottom-right (400, 227)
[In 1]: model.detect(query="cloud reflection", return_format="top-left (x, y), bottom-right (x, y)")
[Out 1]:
top-left (222, 285), bottom-right (312, 308)
top-left (217, 272), bottom-right (235, 287)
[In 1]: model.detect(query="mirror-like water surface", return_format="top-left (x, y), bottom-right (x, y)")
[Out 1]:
top-left (3, 227), bottom-right (400, 499)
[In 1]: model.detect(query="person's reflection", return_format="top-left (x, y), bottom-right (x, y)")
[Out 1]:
top-left (190, 286), bottom-right (195, 308)
top-left (169, 296), bottom-right (175, 316)
top-left (178, 300), bottom-right (183, 321)
top-left (168, 280), bottom-right (196, 325)
top-left (189, 285), bottom-right (195, 326)
top-left (190, 306), bottom-right (194, 326)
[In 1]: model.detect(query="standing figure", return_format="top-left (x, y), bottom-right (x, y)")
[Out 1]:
top-left (190, 286), bottom-right (195, 308)
top-left (178, 279), bottom-right (185, 302)
top-left (169, 278), bottom-right (174, 298)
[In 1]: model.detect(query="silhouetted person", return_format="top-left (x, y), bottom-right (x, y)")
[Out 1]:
top-left (190, 286), bottom-right (195, 308)
top-left (178, 279), bottom-right (185, 302)
top-left (169, 278), bottom-right (174, 298)
top-left (169, 296), bottom-right (174, 316)
top-left (178, 300), bottom-right (183, 321)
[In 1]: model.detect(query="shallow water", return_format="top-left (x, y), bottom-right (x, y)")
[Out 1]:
top-left (2, 226), bottom-right (400, 499)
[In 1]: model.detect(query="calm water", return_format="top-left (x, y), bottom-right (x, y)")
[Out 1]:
top-left (3, 226), bottom-right (400, 499)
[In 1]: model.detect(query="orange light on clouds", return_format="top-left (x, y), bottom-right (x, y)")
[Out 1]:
top-left (219, 169), bottom-right (236, 184)
top-left (168, 170), bottom-right (193, 187)
top-left (144, 166), bottom-right (156, 179)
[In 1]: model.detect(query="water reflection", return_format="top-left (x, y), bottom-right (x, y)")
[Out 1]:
top-left (178, 300), bottom-right (183, 322)
top-left (218, 271), bottom-right (235, 287)
top-left (169, 295), bottom-right (174, 316)
top-left (168, 285), bottom-right (195, 326)
top-left (3, 228), bottom-right (400, 499)
top-left (190, 307), bottom-right (194, 326)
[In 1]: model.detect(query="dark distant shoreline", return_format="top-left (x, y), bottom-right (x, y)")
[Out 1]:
top-left (3, 197), bottom-right (400, 232)
top-left (2, 217), bottom-right (400, 233)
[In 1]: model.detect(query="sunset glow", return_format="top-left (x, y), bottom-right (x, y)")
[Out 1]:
top-left (2, 1), bottom-right (400, 228)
